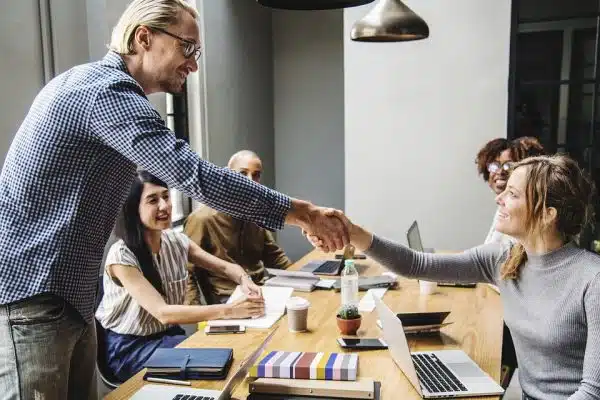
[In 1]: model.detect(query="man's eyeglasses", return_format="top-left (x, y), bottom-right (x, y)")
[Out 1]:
top-left (151, 27), bottom-right (202, 61)
top-left (487, 161), bottom-right (514, 174)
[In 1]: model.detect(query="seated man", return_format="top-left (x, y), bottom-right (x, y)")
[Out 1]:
top-left (184, 150), bottom-right (292, 304)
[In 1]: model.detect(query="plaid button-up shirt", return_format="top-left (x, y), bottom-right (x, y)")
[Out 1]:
top-left (0, 51), bottom-right (290, 322)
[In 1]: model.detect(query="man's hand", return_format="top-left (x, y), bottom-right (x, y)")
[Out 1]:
top-left (285, 199), bottom-right (349, 253)
top-left (302, 208), bottom-right (374, 252)
top-left (240, 274), bottom-right (263, 300)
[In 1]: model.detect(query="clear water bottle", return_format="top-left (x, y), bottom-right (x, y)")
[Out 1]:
top-left (341, 259), bottom-right (359, 307)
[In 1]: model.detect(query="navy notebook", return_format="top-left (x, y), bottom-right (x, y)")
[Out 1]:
top-left (143, 347), bottom-right (234, 380)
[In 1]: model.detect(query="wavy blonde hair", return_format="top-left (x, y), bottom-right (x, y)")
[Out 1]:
top-left (109, 0), bottom-right (198, 55)
top-left (500, 155), bottom-right (595, 280)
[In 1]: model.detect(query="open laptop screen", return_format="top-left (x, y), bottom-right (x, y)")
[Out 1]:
top-left (407, 221), bottom-right (424, 252)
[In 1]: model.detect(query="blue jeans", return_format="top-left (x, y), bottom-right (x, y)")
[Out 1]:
top-left (0, 293), bottom-right (97, 400)
top-left (105, 326), bottom-right (187, 382)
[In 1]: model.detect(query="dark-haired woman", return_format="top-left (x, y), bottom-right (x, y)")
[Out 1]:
top-left (311, 155), bottom-right (600, 399)
top-left (95, 171), bottom-right (265, 381)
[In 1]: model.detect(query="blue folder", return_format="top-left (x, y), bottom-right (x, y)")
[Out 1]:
top-left (143, 347), bottom-right (234, 380)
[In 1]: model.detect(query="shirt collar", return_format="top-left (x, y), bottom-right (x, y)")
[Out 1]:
top-left (101, 51), bottom-right (130, 74)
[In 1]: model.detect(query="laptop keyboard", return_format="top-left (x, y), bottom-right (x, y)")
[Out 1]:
top-left (411, 353), bottom-right (468, 394)
top-left (172, 395), bottom-right (215, 400)
top-left (313, 261), bottom-right (340, 274)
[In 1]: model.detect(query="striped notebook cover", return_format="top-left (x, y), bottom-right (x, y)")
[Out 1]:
top-left (249, 351), bottom-right (358, 381)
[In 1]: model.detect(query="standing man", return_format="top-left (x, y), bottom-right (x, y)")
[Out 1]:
top-left (0, 1), bottom-right (346, 398)
top-left (184, 150), bottom-right (292, 304)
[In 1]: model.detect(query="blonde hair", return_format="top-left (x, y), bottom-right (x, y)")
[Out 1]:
top-left (109, 0), bottom-right (198, 55)
top-left (500, 155), bottom-right (595, 280)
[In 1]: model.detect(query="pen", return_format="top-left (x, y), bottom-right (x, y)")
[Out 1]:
top-left (146, 377), bottom-right (191, 386)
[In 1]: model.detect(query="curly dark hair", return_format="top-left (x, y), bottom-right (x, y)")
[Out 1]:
top-left (475, 138), bottom-right (516, 182)
top-left (475, 136), bottom-right (546, 182)
top-left (512, 136), bottom-right (545, 159)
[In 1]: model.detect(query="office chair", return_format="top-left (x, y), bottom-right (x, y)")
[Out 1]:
top-left (191, 266), bottom-right (219, 305)
top-left (95, 277), bottom-right (121, 389)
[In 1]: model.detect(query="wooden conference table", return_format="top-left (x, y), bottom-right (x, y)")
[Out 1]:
top-left (106, 249), bottom-right (504, 400)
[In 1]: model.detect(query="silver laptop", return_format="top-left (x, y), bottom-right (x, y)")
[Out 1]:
top-left (407, 222), bottom-right (476, 288)
top-left (407, 220), bottom-right (434, 253)
top-left (374, 297), bottom-right (504, 398)
top-left (130, 328), bottom-right (278, 400)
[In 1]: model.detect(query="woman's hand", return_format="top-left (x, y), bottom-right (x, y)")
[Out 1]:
top-left (240, 274), bottom-right (263, 300)
top-left (303, 209), bottom-right (373, 252)
top-left (227, 296), bottom-right (265, 319)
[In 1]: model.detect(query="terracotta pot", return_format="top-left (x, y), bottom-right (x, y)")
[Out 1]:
top-left (336, 315), bottom-right (362, 335)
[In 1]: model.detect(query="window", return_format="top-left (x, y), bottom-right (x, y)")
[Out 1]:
top-left (508, 0), bottom-right (600, 249)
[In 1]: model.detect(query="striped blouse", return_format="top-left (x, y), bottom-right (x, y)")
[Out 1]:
top-left (96, 230), bottom-right (190, 336)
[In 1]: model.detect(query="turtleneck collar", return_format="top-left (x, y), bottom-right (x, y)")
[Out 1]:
top-left (525, 241), bottom-right (580, 269)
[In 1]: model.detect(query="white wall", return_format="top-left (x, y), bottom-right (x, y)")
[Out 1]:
top-left (344, 0), bottom-right (512, 250)
top-left (273, 10), bottom-right (345, 261)
top-left (199, 0), bottom-right (275, 188)
top-left (0, 0), bottom-right (45, 167)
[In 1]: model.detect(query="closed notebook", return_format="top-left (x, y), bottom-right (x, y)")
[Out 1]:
top-left (249, 351), bottom-right (358, 381)
top-left (143, 347), bottom-right (233, 380)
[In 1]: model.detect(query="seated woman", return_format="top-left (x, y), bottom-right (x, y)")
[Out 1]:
top-left (95, 171), bottom-right (265, 382)
top-left (474, 136), bottom-right (545, 387)
top-left (311, 155), bottom-right (600, 399)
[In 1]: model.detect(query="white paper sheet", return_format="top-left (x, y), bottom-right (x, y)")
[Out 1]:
top-left (207, 286), bottom-right (294, 329)
top-left (357, 288), bottom-right (388, 312)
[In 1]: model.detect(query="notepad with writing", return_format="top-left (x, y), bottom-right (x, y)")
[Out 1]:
top-left (249, 351), bottom-right (358, 381)
top-left (207, 286), bottom-right (294, 329)
top-left (143, 347), bottom-right (233, 380)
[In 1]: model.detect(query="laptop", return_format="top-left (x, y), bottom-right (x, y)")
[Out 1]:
top-left (374, 297), bottom-right (504, 398)
top-left (407, 221), bottom-right (475, 288)
top-left (407, 220), bottom-right (434, 253)
top-left (300, 244), bottom-right (355, 276)
top-left (130, 328), bottom-right (278, 400)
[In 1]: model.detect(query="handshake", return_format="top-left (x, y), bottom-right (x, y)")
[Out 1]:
top-left (286, 199), bottom-right (372, 253)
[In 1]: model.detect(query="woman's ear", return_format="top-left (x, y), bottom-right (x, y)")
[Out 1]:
top-left (543, 206), bottom-right (558, 229)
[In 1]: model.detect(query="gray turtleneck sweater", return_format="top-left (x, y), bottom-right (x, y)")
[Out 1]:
top-left (365, 236), bottom-right (600, 400)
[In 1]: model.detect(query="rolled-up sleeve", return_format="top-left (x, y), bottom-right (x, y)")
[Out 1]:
top-left (89, 80), bottom-right (290, 231)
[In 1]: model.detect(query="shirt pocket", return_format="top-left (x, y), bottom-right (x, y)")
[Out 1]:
top-left (163, 272), bottom-right (189, 305)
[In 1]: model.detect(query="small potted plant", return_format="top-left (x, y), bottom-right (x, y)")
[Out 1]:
top-left (336, 304), bottom-right (362, 335)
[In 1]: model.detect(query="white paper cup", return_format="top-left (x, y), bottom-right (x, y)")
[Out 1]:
top-left (286, 297), bottom-right (310, 332)
top-left (419, 280), bottom-right (437, 295)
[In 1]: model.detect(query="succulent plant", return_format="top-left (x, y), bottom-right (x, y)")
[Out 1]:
top-left (337, 304), bottom-right (360, 320)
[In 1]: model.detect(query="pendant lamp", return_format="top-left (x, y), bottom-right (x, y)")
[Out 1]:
top-left (351, 0), bottom-right (429, 42)
top-left (256, 0), bottom-right (375, 10)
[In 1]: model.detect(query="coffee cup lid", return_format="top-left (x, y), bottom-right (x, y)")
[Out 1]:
top-left (286, 296), bottom-right (310, 310)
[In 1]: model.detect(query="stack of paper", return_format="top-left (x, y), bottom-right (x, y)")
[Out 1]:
top-left (207, 286), bottom-right (293, 329)
top-left (264, 269), bottom-right (320, 292)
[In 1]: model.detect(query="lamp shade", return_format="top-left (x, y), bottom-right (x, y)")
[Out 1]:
top-left (256, 0), bottom-right (374, 10)
top-left (351, 0), bottom-right (429, 42)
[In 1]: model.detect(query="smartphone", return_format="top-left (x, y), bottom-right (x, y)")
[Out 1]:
top-left (204, 325), bottom-right (246, 335)
top-left (336, 338), bottom-right (388, 350)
